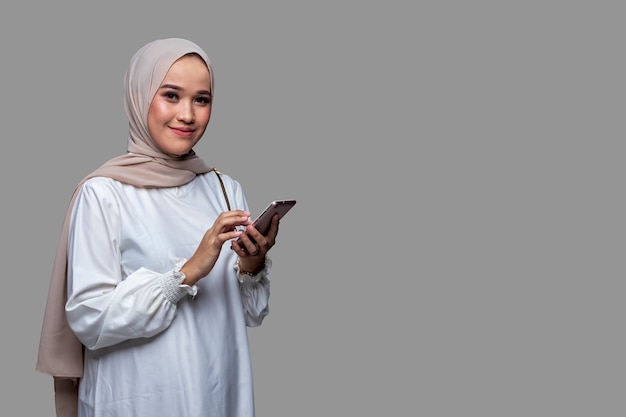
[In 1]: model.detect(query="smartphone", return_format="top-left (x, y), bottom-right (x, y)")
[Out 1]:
top-left (236, 199), bottom-right (296, 246)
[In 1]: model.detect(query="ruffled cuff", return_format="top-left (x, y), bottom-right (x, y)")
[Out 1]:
top-left (234, 257), bottom-right (272, 287)
top-left (158, 259), bottom-right (198, 303)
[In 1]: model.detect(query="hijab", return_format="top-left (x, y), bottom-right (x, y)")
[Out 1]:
top-left (36, 38), bottom-right (215, 416)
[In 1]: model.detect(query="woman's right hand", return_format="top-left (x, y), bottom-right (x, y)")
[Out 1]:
top-left (179, 210), bottom-right (252, 285)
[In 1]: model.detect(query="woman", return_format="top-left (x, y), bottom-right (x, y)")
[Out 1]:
top-left (36, 38), bottom-right (277, 417)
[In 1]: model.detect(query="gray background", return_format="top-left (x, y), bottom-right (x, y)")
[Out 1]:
top-left (1, 1), bottom-right (623, 416)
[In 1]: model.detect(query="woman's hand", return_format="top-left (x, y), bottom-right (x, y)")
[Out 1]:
top-left (180, 210), bottom-right (252, 285)
top-left (231, 213), bottom-right (280, 274)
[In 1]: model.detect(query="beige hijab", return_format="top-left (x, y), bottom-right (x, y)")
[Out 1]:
top-left (36, 38), bottom-right (215, 417)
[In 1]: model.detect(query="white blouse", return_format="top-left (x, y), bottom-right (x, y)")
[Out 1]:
top-left (65, 173), bottom-right (270, 417)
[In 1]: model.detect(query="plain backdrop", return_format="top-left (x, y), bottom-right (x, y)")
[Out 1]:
top-left (1, 1), bottom-right (624, 416)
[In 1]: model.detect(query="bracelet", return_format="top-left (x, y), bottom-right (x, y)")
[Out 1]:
top-left (237, 259), bottom-right (264, 276)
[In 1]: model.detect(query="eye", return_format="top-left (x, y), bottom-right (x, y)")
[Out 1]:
top-left (163, 92), bottom-right (179, 101)
top-left (195, 96), bottom-right (211, 105)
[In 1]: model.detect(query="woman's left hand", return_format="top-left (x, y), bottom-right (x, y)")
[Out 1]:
top-left (231, 213), bottom-right (280, 273)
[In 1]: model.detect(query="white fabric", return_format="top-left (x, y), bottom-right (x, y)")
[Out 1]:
top-left (65, 172), bottom-right (270, 417)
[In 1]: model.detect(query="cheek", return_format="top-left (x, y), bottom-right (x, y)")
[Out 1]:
top-left (197, 106), bottom-right (212, 127)
top-left (203, 105), bottom-right (213, 120)
top-left (148, 100), bottom-right (171, 124)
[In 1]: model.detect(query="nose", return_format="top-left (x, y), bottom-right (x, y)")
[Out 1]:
top-left (177, 101), bottom-right (195, 124)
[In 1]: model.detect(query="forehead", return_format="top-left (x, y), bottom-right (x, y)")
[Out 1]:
top-left (161, 54), bottom-right (211, 87)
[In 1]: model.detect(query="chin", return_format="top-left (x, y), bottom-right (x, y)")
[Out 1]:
top-left (165, 142), bottom-right (197, 157)
top-left (153, 135), bottom-right (200, 157)
top-left (159, 146), bottom-right (193, 157)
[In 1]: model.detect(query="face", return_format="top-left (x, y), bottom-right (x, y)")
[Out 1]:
top-left (147, 54), bottom-right (212, 156)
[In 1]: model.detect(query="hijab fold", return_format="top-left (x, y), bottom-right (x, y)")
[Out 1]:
top-left (36, 38), bottom-right (215, 417)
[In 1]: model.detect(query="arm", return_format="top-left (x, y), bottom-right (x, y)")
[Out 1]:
top-left (65, 180), bottom-right (194, 350)
top-left (222, 175), bottom-right (275, 327)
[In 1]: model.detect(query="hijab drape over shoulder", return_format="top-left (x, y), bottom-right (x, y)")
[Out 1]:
top-left (36, 38), bottom-right (215, 417)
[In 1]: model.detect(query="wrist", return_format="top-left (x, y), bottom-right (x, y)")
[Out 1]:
top-left (236, 258), bottom-right (265, 276)
top-left (180, 263), bottom-right (200, 286)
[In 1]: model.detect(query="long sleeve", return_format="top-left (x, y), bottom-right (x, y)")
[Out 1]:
top-left (236, 258), bottom-right (272, 327)
top-left (220, 176), bottom-right (272, 327)
top-left (65, 180), bottom-right (195, 350)
top-left (67, 264), bottom-right (196, 350)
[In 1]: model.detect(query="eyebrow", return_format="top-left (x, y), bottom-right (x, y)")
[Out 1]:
top-left (159, 84), bottom-right (211, 95)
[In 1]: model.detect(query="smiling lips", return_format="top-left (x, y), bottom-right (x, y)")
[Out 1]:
top-left (170, 127), bottom-right (194, 137)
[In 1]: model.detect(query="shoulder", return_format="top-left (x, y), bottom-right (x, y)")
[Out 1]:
top-left (74, 177), bottom-right (134, 208)
top-left (78, 176), bottom-right (125, 195)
